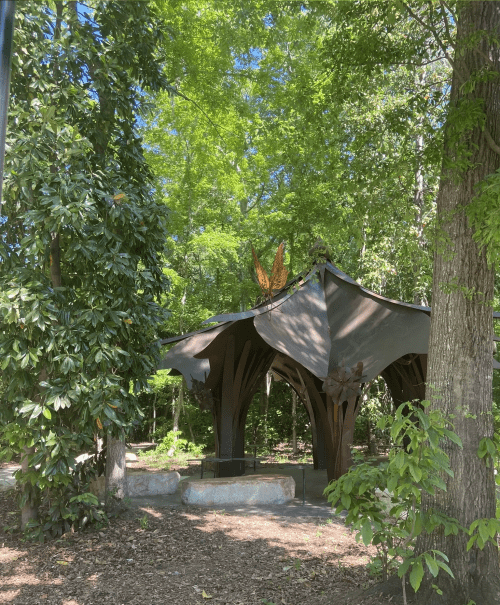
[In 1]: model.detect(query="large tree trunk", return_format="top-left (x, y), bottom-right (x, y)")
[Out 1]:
top-left (150, 393), bottom-right (157, 443)
top-left (415, 3), bottom-right (500, 603)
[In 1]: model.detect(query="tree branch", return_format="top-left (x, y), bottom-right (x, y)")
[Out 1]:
top-left (246, 183), bottom-right (267, 213)
top-left (168, 86), bottom-right (226, 144)
top-left (484, 127), bottom-right (500, 156)
top-left (439, 1), bottom-right (455, 49)
top-left (404, 1), bottom-right (500, 157)
top-left (439, 0), bottom-right (456, 23)
top-left (403, 2), bottom-right (456, 71)
top-left (439, 0), bottom-right (498, 71)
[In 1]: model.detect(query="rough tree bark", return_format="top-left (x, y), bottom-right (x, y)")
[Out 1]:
top-left (415, 3), bottom-right (500, 603)
top-left (105, 433), bottom-right (128, 502)
top-left (150, 392), bottom-right (157, 443)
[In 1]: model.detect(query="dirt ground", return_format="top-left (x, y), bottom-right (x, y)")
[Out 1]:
top-left (0, 457), bottom-right (408, 605)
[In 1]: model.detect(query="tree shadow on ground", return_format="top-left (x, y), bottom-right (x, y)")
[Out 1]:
top-left (1, 489), bottom-right (412, 605)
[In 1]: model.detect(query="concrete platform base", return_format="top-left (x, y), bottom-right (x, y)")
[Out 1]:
top-left (181, 474), bottom-right (295, 506)
top-left (90, 471), bottom-right (180, 499)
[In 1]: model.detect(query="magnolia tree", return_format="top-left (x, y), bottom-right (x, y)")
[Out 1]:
top-left (0, 1), bottom-right (169, 539)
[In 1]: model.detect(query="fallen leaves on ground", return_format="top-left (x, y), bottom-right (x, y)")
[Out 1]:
top-left (0, 489), bottom-right (397, 605)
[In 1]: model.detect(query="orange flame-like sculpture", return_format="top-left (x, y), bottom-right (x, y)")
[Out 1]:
top-left (252, 242), bottom-right (289, 298)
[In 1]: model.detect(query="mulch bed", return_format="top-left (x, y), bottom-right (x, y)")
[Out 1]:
top-left (0, 493), bottom-right (406, 605)
top-left (0, 453), bottom-right (407, 605)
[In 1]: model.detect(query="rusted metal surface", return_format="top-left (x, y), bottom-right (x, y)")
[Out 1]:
top-left (253, 264), bottom-right (430, 382)
top-left (255, 276), bottom-right (331, 378)
top-left (204, 261), bottom-right (431, 326)
top-left (158, 260), bottom-right (500, 481)
top-left (158, 322), bottom-right (232, 389)
top-left (322, 362), bottom-right (365, 404)
top-left (201, 287), bottom-right (292, 324)
top-left (252, 242), bottom-right (289, 298)
top-left (381, 354), bottom-right (428, 406)
top-left (163, 318), bottom-right (276, 477)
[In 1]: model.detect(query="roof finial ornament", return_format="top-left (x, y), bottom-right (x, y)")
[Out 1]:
top-left (308, 238), bottom-right (332, 263)
top-left (252, 242), bottom-right (289, 299)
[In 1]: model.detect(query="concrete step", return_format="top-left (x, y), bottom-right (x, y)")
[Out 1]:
top-left (181, 474), bottom-right (295, 506)
top-left (90, 471), bottom-right (180, 500)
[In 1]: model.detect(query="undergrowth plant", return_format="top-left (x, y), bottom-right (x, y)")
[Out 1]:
top-left (324, 401), bottom-right (467, 603)
top-left (20, 453), bottom-right (108, 542)
top-left (145, 430), bottom-right (204, 458)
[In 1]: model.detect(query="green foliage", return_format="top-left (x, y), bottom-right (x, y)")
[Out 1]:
top-left (324, 401), bottom-right (461, 591)
top-left (21, 456), bottom-right (108, 543)
top-left (468, 168), bottom-right (500, 266)
top-left (135, 372), bottom-right (214, 451)
top-left (477, 433), bottom-right (500, 468)
top-left (245, 382), bottom-right (311, 451)
top-left (354, 379), bottom-right (393, 449)
top-left (328, 400), bottom-right (500, 597)
top-left (155, 430), bottom-right (204, 457)
top-left (143, 0), bottom-right (444, 344)
top-left (0, 0), bottom-right (169, 537)
top-left (466, 517), bottom-right (500, 552)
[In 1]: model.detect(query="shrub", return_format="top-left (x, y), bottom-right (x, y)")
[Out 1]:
top-left (325, 401), bottom-right (464, 603)
top-left (21, 454), bottom-right (108, 542)
top-left (155, 430), bottom-right (204, 457)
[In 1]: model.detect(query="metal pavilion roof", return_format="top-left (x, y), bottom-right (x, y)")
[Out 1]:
top-left (159, 261), bottom-right (440, 389)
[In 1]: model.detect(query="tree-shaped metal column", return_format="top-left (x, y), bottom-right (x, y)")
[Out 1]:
top-left (160, 259), bottom-right (437, 480)
top-left (321, 361), bottom-right (365, 479)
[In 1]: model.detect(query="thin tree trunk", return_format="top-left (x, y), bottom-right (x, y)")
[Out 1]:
top-left (19, 4), bottom-right (63, 526)
top-left (413, 118), bottom-right (426, 306)
top-left (49, 3), bottom-right (64, 289)
top-left (188, 422), bottom-right (195, 443)
top-left (151, 393), bottom-right (157, 443)
top-left (168, 382), bottom-right (183, 456)
top-left (19, 365), bottom-right (49, 526)
top-left (260, 374), bottom-right (270, 450)
top-left (20, 446), bottom-right (37, 530)
top-left (105, 433), bottom-right (128, 502)
top-left (292, 388), bottom-right (298, 455)
top-left (415, 3), bottom-right (500, 603)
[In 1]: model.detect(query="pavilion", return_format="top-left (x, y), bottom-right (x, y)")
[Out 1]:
top-left (158, 259), bottom-right (499, 482)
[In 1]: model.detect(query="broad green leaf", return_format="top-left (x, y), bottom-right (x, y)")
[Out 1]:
top-left (360, 520), bottom-right (373, 546)
top-left (409, 463), bottom-right (422, 483)
top-left (436, 560), bottom-right (454, 578)
top-left (341, 493), bottom-right (351, 510)
top-left (423, 553), bottom-right (439, 577)
top-left (442, 429), bottom-right (462, 447)
top-left (398, 558), bottom-right (412, 577)
top-left (478, 521), bottom-right (490, 545)
top-left (409, 560), bottom-right (424, 592)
